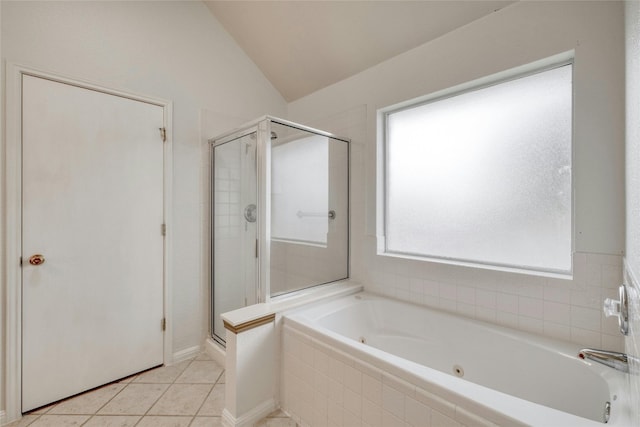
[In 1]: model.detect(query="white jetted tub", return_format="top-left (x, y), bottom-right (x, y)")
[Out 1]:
top-left (283, 292), bottom-right (632, 426)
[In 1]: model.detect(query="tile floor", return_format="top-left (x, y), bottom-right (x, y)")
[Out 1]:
top-left (7, 352), bottom-right (296, 427)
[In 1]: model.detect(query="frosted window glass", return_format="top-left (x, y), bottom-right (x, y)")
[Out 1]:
top-left (385, 65), bottom-right (572, 273)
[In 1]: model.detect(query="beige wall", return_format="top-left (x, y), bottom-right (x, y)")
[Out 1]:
top-left (289, 1), bottom-right (626, 348)
top-left (1, 0), bottom-right (286, 420)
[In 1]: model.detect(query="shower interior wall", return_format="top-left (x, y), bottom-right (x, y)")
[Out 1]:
top-left (269, 122), bottom-right (350, 297)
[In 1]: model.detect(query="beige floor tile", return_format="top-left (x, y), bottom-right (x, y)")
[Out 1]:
top-left (4, 415), bottom-right (40, 427)
top-left (48, 383), bottom-right (125, 415)
top-left (135, 416), bottom-right (193, 427)
top-left (134, 360), bottom-right (191, 384)
top-left (29, 415), bottom-right (90, 426)
top-left (197, 384), bottom-right (224, 416)
top-left (190, 416), bottom-right (224, 427)
top-left (117, 374), bottom-right (139, 384)
top-left (26, 403), bottom-right (56, 415)
top-left (266, 409), bottom-right (290, 418)
top-left (175, 361), bottom-right (223, 384)
top-left (195, 352), bottom-right (213, 361)
top-left (254, 418), bottom-right (297, 427)
top-left (82, 415), bottom-right (140, 426)
top-left (147, 384), bottom-right (212, 416)
top-left (98, 383), bottom-right (169, 415)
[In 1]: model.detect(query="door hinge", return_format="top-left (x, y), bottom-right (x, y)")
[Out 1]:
top-left (161, 317), bottom-right (166, 331)
top-left (161, 223), bottom-right (166, 236)
top-left (19, 256), bottom-right (23, 266)
top-left (159, 127), bottom-right (167, 142)
top-left (255, 239), bottom-right (258, 258)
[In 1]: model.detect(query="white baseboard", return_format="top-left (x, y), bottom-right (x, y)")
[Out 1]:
top-left (221, 399), bottom-right (276, 427)
top-left (171, 345), bottom-right (202, 364)
top-left (0, 410), bottom-right (17, 427)
top-left (222, 408), bottom-right (235, 427)
top-left (205, 337), bottom-right (226, 367)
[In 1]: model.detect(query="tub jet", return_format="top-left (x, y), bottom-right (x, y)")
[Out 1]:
top-left (453, 365), bottom-right (464, 377)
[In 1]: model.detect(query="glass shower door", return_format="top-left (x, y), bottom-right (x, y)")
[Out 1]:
top-left (211, 132), bottom-right (258, 344)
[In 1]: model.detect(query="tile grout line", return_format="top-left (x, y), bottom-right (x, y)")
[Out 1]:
top-left (131, 356), bottom-right (197, 426)
top-left (23, 374), bottom-right (133, 426)
top-left (77, 358), bottom-right (192, 426)
top-left (187, 367), bottom-right (226, 426)
top-left (16, 354), bottom-right (230, 427)
top-left (189, 384), bottom-right (215, 425)
top-left (78, 378), bottom-right (140, 426)
top-left (24, 413), bottom-right (42, 427)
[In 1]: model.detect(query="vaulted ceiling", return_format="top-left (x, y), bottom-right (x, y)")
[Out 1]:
top-left (204, 1), bottom-right (515, 101)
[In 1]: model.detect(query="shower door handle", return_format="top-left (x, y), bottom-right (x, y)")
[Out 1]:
top-left (244, 204), bottom-right (257, 223)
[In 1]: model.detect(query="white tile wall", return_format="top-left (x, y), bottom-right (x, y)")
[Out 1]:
top-left (362, 248), bottom-right (625, 352)
top-left (214, 156), bottom-right (242, 240)
top-left (281, 325), bottom-right (519, 427)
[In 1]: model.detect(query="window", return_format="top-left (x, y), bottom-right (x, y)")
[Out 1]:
top-left (382, 63), bottom-right (572, 274)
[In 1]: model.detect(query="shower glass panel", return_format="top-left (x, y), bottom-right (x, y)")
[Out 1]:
top-left (270, 122), bottom-right (349, 296)
top-left (210, 117), bottom-right (349, 345)
top-left (211, 131), bottom-right (258, 344)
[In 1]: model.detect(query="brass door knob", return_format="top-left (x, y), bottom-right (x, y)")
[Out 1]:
top-left (28, 254), bottom-right (45, 266)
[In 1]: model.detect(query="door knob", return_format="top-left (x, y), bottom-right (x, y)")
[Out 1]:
top-left (28, 254), bottom-right (45, 266)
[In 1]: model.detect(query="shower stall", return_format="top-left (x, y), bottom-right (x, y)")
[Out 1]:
top-left (209, 117), bottom-right (349, 345)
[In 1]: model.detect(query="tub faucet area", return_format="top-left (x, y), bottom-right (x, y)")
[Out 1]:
top-left (579, 348), bottom-right (629, 373)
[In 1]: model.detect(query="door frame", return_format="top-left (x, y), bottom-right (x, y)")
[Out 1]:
top-left (3, 63), bottom-right (173, 421)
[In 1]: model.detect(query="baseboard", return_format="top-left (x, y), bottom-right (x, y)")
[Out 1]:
top-left (205, 337), bottom-right (226, 367)
top-left (222, 408), bottom-right (235, 427)
top-left (221, 399), bottom-right (276, 427)
top-left (0, 410), bottom-right (16, 427)
top-left (171, 345), bottom-right (202, 364)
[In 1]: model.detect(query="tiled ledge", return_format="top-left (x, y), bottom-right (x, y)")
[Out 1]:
top-left (220, 280), bottom-right (363, 330)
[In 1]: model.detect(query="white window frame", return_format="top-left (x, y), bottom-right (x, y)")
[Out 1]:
top-left (377, 53), bottom-right (575, 278)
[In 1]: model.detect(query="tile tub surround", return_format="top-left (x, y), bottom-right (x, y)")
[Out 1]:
top-left (281, 300), bottom-right (631, 427)
top-left (5, 353), bottom-right (296, 427)
top-left (281, 325), bottom-right (509, 427)
top-left (361, 249), bottom-right (625, 352)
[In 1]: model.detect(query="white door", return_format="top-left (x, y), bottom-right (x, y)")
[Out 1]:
top-left (21, 75), bottom-right (165, 412)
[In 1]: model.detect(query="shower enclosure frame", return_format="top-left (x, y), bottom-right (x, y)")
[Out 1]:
top-left (209, 116), bottom-right (350, 346)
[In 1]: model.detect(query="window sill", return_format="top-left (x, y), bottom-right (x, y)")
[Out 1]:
top-left (379, 250), bottom-right (573, 281)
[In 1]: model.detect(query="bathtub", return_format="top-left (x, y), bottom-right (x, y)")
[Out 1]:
top-left (282, 292), bottom-right (632, 426)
